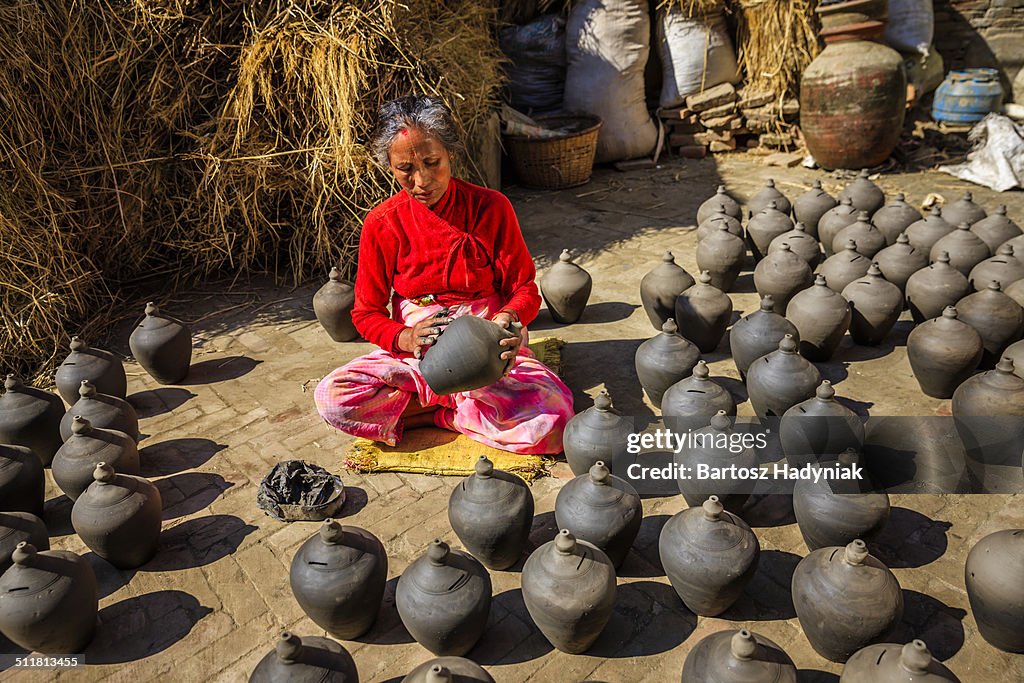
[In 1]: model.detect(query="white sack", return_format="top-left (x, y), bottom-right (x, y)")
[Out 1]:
top-left (657, 8), bottom-right (739, 108)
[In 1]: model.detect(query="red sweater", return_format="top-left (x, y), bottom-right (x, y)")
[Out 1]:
top-left (351, 178), bottom-right (542, 352)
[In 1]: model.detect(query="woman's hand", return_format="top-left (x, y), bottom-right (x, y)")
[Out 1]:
top-left (491, 310), bottom-right (521, 374)
top-left (399, 308), bottom-right (453, 359)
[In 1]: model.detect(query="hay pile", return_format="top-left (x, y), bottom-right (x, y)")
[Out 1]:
top-left (0, 0), bottom-right (505, 382)
top-left (733, 0), bottom-right (820, 104)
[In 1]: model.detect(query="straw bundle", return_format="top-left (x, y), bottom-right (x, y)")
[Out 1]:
top-left (733, 0), bottom-right (820, 103)
top-left (657, 0), bottom-right (728, 15)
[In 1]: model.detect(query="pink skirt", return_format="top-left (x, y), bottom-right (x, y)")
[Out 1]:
top-left (314, 295), bottom-right (574, 455)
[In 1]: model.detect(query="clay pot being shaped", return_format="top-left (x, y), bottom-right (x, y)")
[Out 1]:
top-left (754, 243), bottom-right (814, 314)
top-left (696, 206), bottom-right (744, 242)
top-left (956, 282), bottom-right (1024, 367)
top-left (0, 512), bottom-right (49, 575)
top-left (838, 170), bottom-right (886, 216)
top-left (769, 222), bottom-right (822, 268)
top-left (942, 191), bottom-right (987, 227)
top-left (396, 540), bottom-right (491, 656)
top-left (786, 275), bottom-right (852, 362)
top-left (929, 222), bottom-right (991, 277)
top-left (729, 295), bottom-right (799, 380)
top-left (129, 302), bottom-right (192, 384)
top-left (905, 207), bottom-right (954, 253)
top-left (401, 658), bottom-right (495, 683)
top-left (833, 212), bottom-right (887, 258)
top-left (971, 205), bottom-right (1021, 252)
top-left (0, 374), bottom-right (65, 466)
top-left (965, 528), bottom-right (1024, 653)
top-left (969, 243), bottom-right (1024, 291)
top-left (905, 252), bottom-right (971, 323)
top-left (746, 201), bottom-right (795, 262)
top-left (0, 444), bottom-right (45, 517)
top-left (55, 336), bottom-right (127, 403)
top-left (661, 361), bottom-right (737, 421)
top-left (635, 319), bottom-right (701, 408)
top-left (780, 382), bottom-right (865, 468)
top-left (71, 462), bottom-right (161, 569)
top-left (819, 240), bottom-right (872, 294)
top-left (683, 628), bottom-right (798, 683)
top-left (562, 390), bottom-right (633, 476)
top-left (872, 193), bottom-right (922, 245)
top-left (290, 519), bottom-right (388, 639)
top-left (841, 264), bottom-right (904, 346)
top-left (748, 178), bottom-right (792, 219)
top-left (873, 233), bottom-right (928, 294)
top-left (792, 539), bottom-right (903, 663)
top-left (555, 461), bottom-right (642, 568)
top-left (819, 198), bottom-right (859, 257)
top-left (840, 640), bottom-right (961, 682)
top-left (675, 413), bottom-right (759, 513)
top-left (249, 632), bottom-right (359, 683)
top-left (59, 380), bottom-right (139, 442)
top-left (640, 251), bottom-right (696, 330)
top-left (521, 529), bottom-right (616, 654)
top-left (313, 267), bottom-right (358, 342)
top-left (696, 224), bottom-right (746, 292)
top-left (448, 456), bottom-right (534, 570)
top-left (52, 416), bottom-right (140, 501)
top-left (659, 496), bottom-right (760, 616)
top-left (540, 249), bottom-right (592, 324)
top-left (794, 180), bottom-right (837, 239)
top-left (747, 335), bottom-right (823, 418)
top-left (419, 315), bottom-right (518, 395)
top-left (697, 185), bottom-right (743, 225)
top-left (674, 271), bottom-right (733, 353)
top-left (907, 307), bottom-right (984, 399)
top-left (1008, 278), bottom-right (1024, 309)
top-left (0, 542), bottom-right (98, 654)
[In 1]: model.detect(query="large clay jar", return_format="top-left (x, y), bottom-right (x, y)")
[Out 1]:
top-left (0, 512), bottom-right (49, 575)
top-left (640, 251), bottom-right (695, 329)
top-left (420, 316), bottom-right (517, 395)
top-left (71, 462), bottom-right (162, 569)
top-left (748, 178), bottom-right (792, 218)
top-left (0, 374), bottom-right (65, 466)
top-left (250, 632), bottom-right (359, 683)
top-left (674, 412), bottom-right (758, 513)
top-left (954, 361), bottom-right (1024, 492)
top-left (907, 307), bottom-right (984, 399)
top-left (956, 282), bottom-right (1024, 366)
top-left (905, 207), bottom-right (955, 253)
top-left (753, 243), bottom-right (813, 314)
top-left (635, 319), bottom-right (700, 408)
top-left (833, 212), bottom-right (886, 258)
top-left (290, 519), bottom-right (388, 639)
top-left (402, 658), bottom-right (495, 683)
top-left (873, 233), bottom-right (928, 294)
top-left (129, 302), bottom-right (192, 384)
top-left (697, 206), bottom-right (744, 242)
top-left (792, 539), bottom-right (903, 663)
top-left (0, 444), bottom-right (45, 517)
top-left (842, 264), bottom-right (904, 346)
top-left (660, 496), bottom-right (760, 615)
top-left (905, 252), bottom-right (971, 323)
top-left (448, 456), bottom-right (534, 570)
top-left (0, 542), bottom-right (98, 654)
top-left (696, 224), bottom-right (746, 292)
top-left (786, 275), bottom-right (852, 362)
top-left (794, 180), bottom-right (837, 238)
top-left (747, 335), bottom-right (822, 418)
top-left (769, 222), bottom-right (822, 268)
top-left (872, 193), bottom-right (922, 245)
top-left (841, 640), bottom-right (961, 682)
top-left (674, 271), bottom-right (733, 353)
top-left (780, 382), bottom-right (865, 468)
top-left (819, 198), bottom-right (859, 257)
top-left (55, 336), bottom-right (127, 403)
top-left (729, 295), bottom-right (799, 380)
top-left (697, 185), bottom-right (742, 225)
top-left (838, 170), bottom-right (886, 215)
top-left (930, 222), bottom-right (991, 277)
top-left (952, 358), bottom-right (1024, 419)
top-left (562, 390), bottom-right (632, 476)
top-left (969, 243), bottom-right (1024, 291)
top-left (52, 416), bottom-right (140, 501)
top-left (555, 461), bottom-right (641, 568)
top-left (683, 629), bottom-right (798, 683)
top-left (396, 540), bottom-right (491, 656)
top-left (521, 529), bottom-right (616, 654)
top-left (1008, 278), bottom-right (1024, 309)
top-left (746, 201), bottom-right (794, 262)
top-left (540, 249), bottom-right (592, 324)
top-left (819, 240), bottom-right (872, 294)
top-left (661, 361), bottom-right (737, 420)
top-left (59, 380), bottom-right (139, 442)
top-left (942, 191), bottom-right (987, 227)
top-left (965, 529), bottom-right (1024, 653)
top-left (971, 205), bottom-right (1021, 252)
top-left (313, 267), bottom-right (358, 342)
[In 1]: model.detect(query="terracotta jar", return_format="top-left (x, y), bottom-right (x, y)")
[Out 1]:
top-left (0, 444), bottom-right (45, 517)
top-left (696, 206), bottom-right (744, 242)
top-left (555, 461), bottom-right (642, 568)
top-left (449, 456), bottom-right (534, 570)
top-left (683, 629), bottom-right (798, 683)
top-left (942, 191), bottom-right (987, 227)
top-left (289, 520), bottom-right (388, 639)
top-left (833, 211), bottom-right (887, 258)
top-left (969, 243), bottom-right (1024, 291)
top-left (819, 198), bottom-right (859, 257)
top-left (420, 315), bottom-right (518, 395)
top-left (753, 243), bottom-right (813, 314)
top-left (661, 361), bottom-right (737, 420)
top-left (729, 295), bottom-right (799, 380)
top-left (907, 307), bottom-right (984, 399)
top-left (965, 529), bottom-right (1024, 653)
top-left (562, 390), bottom-right (633, 476)
top-left (697, 185), bottom-right (742, 225)
top-left (841, 264), bottom-right (904, 346)
top-left (746, 201), bottom-right (795, 262)
top-left (841, 640), bottom-right (961, 682)
top-left (313, 267), bottom-right (358, 342)
top-left (540, 249), bottom-right (592, 324)
top-left (59, 380), bottom-right (139, 442)
top-left (905, 207), bottom-right (954, 253)
top-left (640, 251), bottom-right (695, 329)
top-left (249, 632), bottom-right (359, 683)
top-left (0, 512), bottom-right (49, 575)
top-left (955, 282), bottom-right (1024, 367)
top-left (674, 413), bottom-right (758, 513)
top-left (696, 223), bottom-right (746, 292)
top-left (635, 319), bottom-right (701, 408)
top-left (838, 170), bottom-right (886, 215)
top-left (55, 336), bottom-right (127, 403)
top-left (129, 302), bottom-right (192, 384)
top-left (769, 222), bottom-right (822, 268)
top-left (0, 374), bottom-right (65, 467)
top-left (52, 416), bottom-right (140, 501)
top-left (674, 271), bottom-right (733, 353)
top-left (747, 335), bottom-right (822, 418)
top-left (780, 382), bottom-right (865, 468)
top-left (872, 194), bottom-right (922, 245)
top-left (748, 178), bottom-right (792, 218)
top-left (819, 240), bottom-right (872, 294)
top-left (930, 222), bottom-right (992, 277)
top-left (792, 539), bottom-right (903, 662)
top-left (72, 462), bottom-right (162, 569)
top-left (522, 529), bottom-right (616, 654)
top-left (905, 252), bottom-right (971, 323)
top-left (794, 180), bottom-right (837, 238)
top-left (971, 205), bottom-right (1021, 252)
top-left (786, 275), bottom-right (852, 362)
top-left (873, 233), bottom-right (928, 294)
top-left (401, 658), bottom-right (495, 683)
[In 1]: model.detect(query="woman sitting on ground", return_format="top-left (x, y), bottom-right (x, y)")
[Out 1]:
top-left (314, 95), bottom-right (574, 455)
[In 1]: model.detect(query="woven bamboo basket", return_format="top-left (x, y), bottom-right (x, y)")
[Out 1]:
top-left (505, 114), bottom-right (602, 190)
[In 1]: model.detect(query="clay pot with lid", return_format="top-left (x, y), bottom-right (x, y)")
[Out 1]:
top-left (905, 207), bottom-right (954, 253)
top-left (71, 462), bottom-right (161, 569)
top-left (313, 267), bottom-right (358, 342)
top-left (792, 539), bottom-right (903, 662)
top-left (833, 211), bottom-right (886, 258)
top-left (819, 198), bottom-right (859, 257)
top-left (661, 361), bottom-right (737, 420)
top-left (929, 222), bottom-right (991, 277)
top-left (753, 243), bottom-right (814, 314)
top-left (747, 335), bottom-right (823, 418)
top-left (972, 205), bottom-right (1021, 252)
top-left (769, 222), bottom-right (822, 268)
top-left (683, 628), bottom-right (798, 683)
top-left (696, 206), bottom-right (744, 242)
top-left (249, 632), bottom-right (359, 683)
top-left (659, 496), bottom-right (760, 616)
top-left (696, 224), bottom-right (746, 292)
top-left (0, 542), bottom-right (98, 654)
top-left (448, 455), bottom-right (534, 570)
top-left (907, 307), bottom-right (984, 399)
top-left (786, 275), bottom-right (852, 362)
top-left (965, 528), bottom-right (1024, 653)
top-left (956, 282), bottom-right (1024, 366)
top-left (540, 249), bottom-right (592, 324)
top-left (0, 512), bottom-right (49, 575)
top-left (0, 444), bottom-right (45, 517)
top-left (635, 319), bottom-right (701, 408)
top-left (0, 374), bottom-right (65, 466)
top-left (289, 519), bottom-right (388, 639)
top-left (52, 416), bottom-right (139, 501)
top-left (905, 252), bottom-right (971, 323)
top-left (420, 316), bottom-right (519, 395)
top-left (396, 540), bottom-right (491, 656)
top-left (838, 170), bottom-right (885, 215)
top-left (401, 658), bottom-right (495, 683)
top-left (942, 191), bottom-right (987, 227)
top-left (819, 240), bottom-right (872, 294)
top-left (746, 201), bottom-right (795, 262)
top-left (640, 251), bottom-right (696, 330)
top-left (729, 295), bottom-right (799, 380)
top-left (842, 264), bottom-right (904, 346)
top-left (59, 380), bottom-right (139, 442)
top-left (794, 180), bottom-right (837, 238)
top-left (780, 382), bottom-right (865, 468)
top-left (969, 243), bottom-right (1024, 291)
top-left (748, 178), bottom-right (792, 218)
top-left (873, 233), bottom-right (928, 294)
top-left (872, 193), bottom-right (922, 245)
top-left (697, 185), bottom-right (742, 225)
top-left (674, 271), bottom-right (733, 353)
top-left (129, 302), bottom-right (192, 384)
top-left (555, 461), bottom-right (642, 568)
top-left (521, 529), bottom-right (616, 654)
top-left (55, 336), bottom-right (127, 403)
top-left (841, 640), bottom-right (961, 682)
top-left (562, 390), bottom-right (632, 476)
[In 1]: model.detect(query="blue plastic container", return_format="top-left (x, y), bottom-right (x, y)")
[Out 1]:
top-left (932, 68), bottom-right (1005, 123)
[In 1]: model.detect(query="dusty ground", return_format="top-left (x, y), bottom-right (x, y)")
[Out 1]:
top-left (2, 154), bottom-right (1023, 682)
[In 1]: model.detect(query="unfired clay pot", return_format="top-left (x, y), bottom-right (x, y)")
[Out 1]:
top-left (0, 374), bottom-right (65, 466)
top-left (696, 224), bottom-right (746, 292)
top-left (786, 275), bottom-right (852, 362)
top-left (0, 512), bottom-right (49, 575)
top-left (746, 201), bottom-right (795, 262)
top-left (794, 180), bottom-right (837, 238)
top-left (313, 267), bottom-right (358, 342)
top-left (55, 336), bottom-right (127, 403)
top-left (51, 417), bottom-right (139, 501)
top-left (674, 412), bottom-right (757, 513)
top-left (540, 249), bottom-right (592, 324)
top-left (873, 233), bottom-right (928, 294)
top-left (697, 206), bottom-right (744, 242)
top-left (837, 170), bottom-right (885, 215)
top-left (635, 319), bottom-right (701, 408)
top-left (819, 240), bottom-right (872, 294)
top-left (769, 222), bottom-right (822, 268)
top-left (753, 243), bottom-right (813, 314)
top-left (748, 179), bottom-right (792, 218)
top-left (840, 640), bottom-right (961, 682)
top-left (419, 315), bottom-right (518, 395)
top-left (841, 264), bottom-right (904, 346)
top-left (905, 207), bottom-right (954, 253)
top-left (249, 632), bottom-right (359, 683)
top-left (0, 444), bottom-right (45, 517)
top-left (905, 251), bottom-right (971, 323)
top-left (780, 382), bottom-right (865, 468)
top-left (942, 191), bottom-right (986, 227)
top-left (746, 335), bottom-right (822, 418)
top-left (833, 211), bottom-right (887, 258)
top-left (562, 390), bottom-right (633, 476)
top-left (674, 271), bottom-right (733, 353)
top-left (683, 629), bottom-right (798, 683)
top-left (59, 380), bottom-right (139, 442)
top-left (872, 193), bottom-right (922, 245)
top-left (697, 185), bottom-right (743, 225)
top-left (129, 302), bottom-right (192, 384)
top-left (555, 461), bottom-right (642, 568)
top-left (661, 361), bottom-right (737, 420)
top-left (971, 205), bottom-right (1021, 252)
top-left (72, 462), bottom-right (162, 569)
top-left (965, 528), bottom-right (1024, 653)
top-left (401, 657), bottom-right (495, 683)
top-left (907, 307), bottom-right (984, 399)
top-left (955, 281), bottom-right (1024, 367)
top-left (969, 243), bottom-right (1024, 291)
top-left (729, 295), bottom-right (799, 380)
top-left (640, 251), bottom-right (695, 330)
top-left (1008, 278), bottom-right (1024, 309)
top-left (819, 198), bottom-right (859, 257)
top-left (930, 222), bottom-right (991, 277)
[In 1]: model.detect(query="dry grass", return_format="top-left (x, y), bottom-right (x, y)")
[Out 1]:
top-left (657, 0), bottom-right (728, 15)
top-left (734, 0), bottom-right (820, 104)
